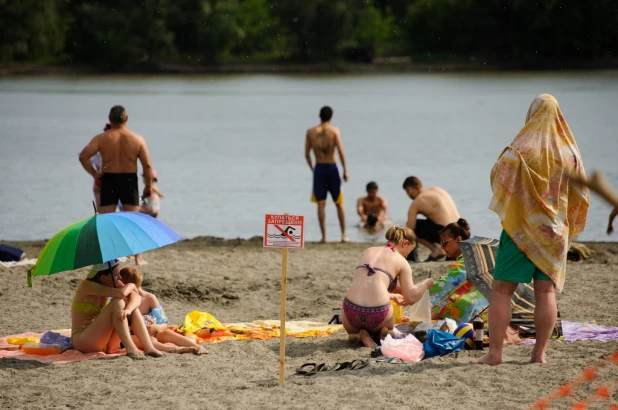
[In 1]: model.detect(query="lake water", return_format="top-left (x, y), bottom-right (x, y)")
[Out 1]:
top-left (0, 72), bottom-right (617, 243)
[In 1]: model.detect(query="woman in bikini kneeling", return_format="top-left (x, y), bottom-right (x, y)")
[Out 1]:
top-left (342, 226), bottom-right (434, 348)
top-left (71, 259), bottom-right (164, 359)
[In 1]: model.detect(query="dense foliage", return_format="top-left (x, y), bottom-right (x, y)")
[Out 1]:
top-left (1, 0), bottom-right (616, 68)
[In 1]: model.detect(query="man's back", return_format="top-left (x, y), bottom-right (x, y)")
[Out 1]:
top-left (98, 128), bottom-right (144, 173)
top-left (416, 187), bottom-right (460, 226)
top-left (307, 124), bottom-right (338, 164)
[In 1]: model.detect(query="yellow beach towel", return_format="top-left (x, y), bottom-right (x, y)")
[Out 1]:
top-left (489, 94), bottom-right (590, 292)
top-left (224, 320), bottom-right (343, 339)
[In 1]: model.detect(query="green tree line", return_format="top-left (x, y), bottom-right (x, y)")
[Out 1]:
top-left (1, 0), bottom-right (616, 68)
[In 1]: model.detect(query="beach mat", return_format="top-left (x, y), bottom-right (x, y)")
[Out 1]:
top-left (520, 320), bottom-right (618, 344)
top-left (178, 310), bottom-right (344, 343)
top-left (1, 321), bottom-right (344, 363)
top-left (222, 320), bottom-right (343, 341)
top-left (0, 330), bottom-right (124, 364)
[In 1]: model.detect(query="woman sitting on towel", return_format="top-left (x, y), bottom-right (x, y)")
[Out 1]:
top-left (429, 218), bottom-right (489, 324)
top-left (70, 259), bottom-right (164, 359)
top-left (342, 226), bottom-right (434, 348)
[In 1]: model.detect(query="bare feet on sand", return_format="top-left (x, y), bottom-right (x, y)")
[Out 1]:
top-left (127, 352), bottom-right (146, 360)
top-left (379, 327), bottom-right (392, 341)
top-left (145, 349), bottom-right (164, 358)
top-left (193, 345), bottom-right (208, 355)
top-left (319, 238), bottom-right (327, 244)
top-left (470, 353), bottom-right (502, 366)
top-left (170, 346), bottom-right (207, 355)
top-left (341, 237), bottom-right (350, 243)
top-left (135, 254), bottom-right (148, 266)
top-left (529, 348), bottom-right (547, 364)
top-left (170, 347), bottom-right (195, 354)
top-left (359, 329), bottom-right (378, 348)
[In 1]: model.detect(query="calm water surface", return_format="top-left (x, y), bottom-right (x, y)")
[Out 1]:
top-left (0, 72), bottom-right (617, 243)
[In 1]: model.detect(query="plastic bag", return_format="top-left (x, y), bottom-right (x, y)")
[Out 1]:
top-left (40, 331), bottom-right (72, 352)
top-left (408, 290), bottom-right (432, 323)
top-left (422, 329), bottom-right (466, 359)
top-left (179, 310), bottom-right (227, 334)
top-left (380, 334), bottom-right (425, 362)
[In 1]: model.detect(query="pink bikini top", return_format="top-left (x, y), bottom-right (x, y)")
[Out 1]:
top-left (355, 243), bottom-right (398, 292)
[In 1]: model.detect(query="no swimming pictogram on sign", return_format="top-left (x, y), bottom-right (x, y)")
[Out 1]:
top-left (264, 214), bottom-right (304, 248)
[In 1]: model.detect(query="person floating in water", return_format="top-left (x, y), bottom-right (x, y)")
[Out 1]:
top-left (357, 181), bottom-right (389, 230)
top-left (305, 106), bottom-right (350, 243)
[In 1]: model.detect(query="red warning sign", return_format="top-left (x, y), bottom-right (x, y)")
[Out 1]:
top-left (264, 214), bottom-right (305, 248)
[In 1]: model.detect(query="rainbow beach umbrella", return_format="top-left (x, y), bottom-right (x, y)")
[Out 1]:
top-left (27, 212), bottom-right (181, 287)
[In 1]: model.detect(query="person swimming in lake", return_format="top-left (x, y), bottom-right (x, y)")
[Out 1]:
top-left (357, 181), bottom-right (389, 230)
top-left (119, 267), bottom-right (207, 355)
top-left (342, 226), bottom-right (434, 348)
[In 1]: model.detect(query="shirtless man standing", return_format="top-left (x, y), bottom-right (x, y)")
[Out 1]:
top-left (305, 106), bottom-right (349, 243)
top-left (402, 176), bottom-right (460, 262)
top-left (357, 181), bottom-right (389, 229)
top-left (79, 105), bottom-right (153, 265)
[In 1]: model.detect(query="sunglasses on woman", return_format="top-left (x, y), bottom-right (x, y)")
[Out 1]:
top-left (440, 238), bottom-right (455, 247)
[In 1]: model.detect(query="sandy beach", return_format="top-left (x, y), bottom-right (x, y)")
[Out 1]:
top-left (1, 238), bottom-right (617, 410)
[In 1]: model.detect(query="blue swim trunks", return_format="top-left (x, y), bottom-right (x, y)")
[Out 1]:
top-left (311, 163), bottom-right (343, 204)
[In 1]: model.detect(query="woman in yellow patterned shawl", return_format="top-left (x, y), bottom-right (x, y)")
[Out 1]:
top-left (473, 94), bottom-right (589, 366)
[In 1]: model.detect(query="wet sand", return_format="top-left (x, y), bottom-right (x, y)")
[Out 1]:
top-left (1, 238), bottom-right (617, 410)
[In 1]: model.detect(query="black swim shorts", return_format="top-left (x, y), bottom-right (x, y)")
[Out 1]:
top-left (414, 218), bottom-right (444, 245)
top-left (100, 173), bottom-right (139, 207)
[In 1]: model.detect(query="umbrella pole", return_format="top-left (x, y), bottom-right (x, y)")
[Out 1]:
top-left (279, 247), bottom-right (288, 386)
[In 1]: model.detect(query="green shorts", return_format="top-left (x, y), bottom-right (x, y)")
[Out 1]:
top-left (493, 230), bottom-right (551, 283)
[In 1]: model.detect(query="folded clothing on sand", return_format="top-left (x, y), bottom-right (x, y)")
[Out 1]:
top-left (40, 331), bottom-right (72, 352)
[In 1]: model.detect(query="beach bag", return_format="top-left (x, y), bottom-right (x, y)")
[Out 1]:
top-left (422, 329), bottom-right (466, 359)
top-left (380, 334), bottom-right (425, 362)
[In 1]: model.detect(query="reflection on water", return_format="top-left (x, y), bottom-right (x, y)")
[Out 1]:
top-left (0, 72), bottom-right (617, 243)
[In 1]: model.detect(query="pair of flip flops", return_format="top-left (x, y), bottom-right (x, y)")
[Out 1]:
top-left (295, 360), bottom-right (369, 376)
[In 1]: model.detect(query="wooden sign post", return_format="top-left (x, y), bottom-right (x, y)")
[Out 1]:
top-left (264, 213), bottom-right (305, 386)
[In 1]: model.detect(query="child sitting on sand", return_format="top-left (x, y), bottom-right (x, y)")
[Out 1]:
top-left (120, 267), bottom-right (207, 355)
